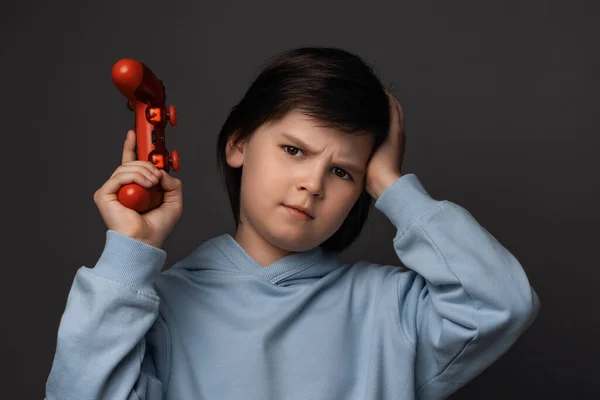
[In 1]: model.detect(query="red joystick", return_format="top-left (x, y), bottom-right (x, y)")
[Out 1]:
top-left (111, 58), bottom-right (180, 213)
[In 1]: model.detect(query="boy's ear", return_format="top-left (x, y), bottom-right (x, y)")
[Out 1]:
top-left (225, 131), bottom-right (245, 168)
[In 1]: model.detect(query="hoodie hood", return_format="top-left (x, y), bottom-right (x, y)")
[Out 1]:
top-left (169, 233), bottom-right (346, 286)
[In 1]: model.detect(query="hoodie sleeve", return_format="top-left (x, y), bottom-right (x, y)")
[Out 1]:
top-left (374, 174), bottom-right (541, 400)
top-left (45, 230), bottom-right (170, 400)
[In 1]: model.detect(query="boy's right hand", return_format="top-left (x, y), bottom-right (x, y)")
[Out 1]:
top-left (93, 130), bottom-right (183, 249)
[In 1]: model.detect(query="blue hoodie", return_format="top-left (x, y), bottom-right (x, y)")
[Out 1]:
top-left (45, 174), bottom-right (540, 399)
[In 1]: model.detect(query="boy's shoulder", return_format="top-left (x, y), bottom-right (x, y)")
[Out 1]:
top-left (331, 256), bottom-right (413, 289)
top-left (343, 257), bottom-right (410, 275)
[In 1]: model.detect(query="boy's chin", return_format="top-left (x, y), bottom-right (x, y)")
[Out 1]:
top-left (265, 226), bottom-right (325, 252)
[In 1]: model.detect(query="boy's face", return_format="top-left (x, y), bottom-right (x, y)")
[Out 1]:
top-left (226, 110), bottom-right (375, 265)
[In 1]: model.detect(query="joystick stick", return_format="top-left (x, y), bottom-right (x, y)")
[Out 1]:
top-left (111, 58), bottom-right (180, 213)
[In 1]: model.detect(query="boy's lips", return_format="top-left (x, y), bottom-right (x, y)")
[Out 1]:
top-left (283, 204), bottom-right (314, 219)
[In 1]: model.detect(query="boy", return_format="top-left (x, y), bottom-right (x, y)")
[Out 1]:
top-left (46, 47), bottom-right (540, 399)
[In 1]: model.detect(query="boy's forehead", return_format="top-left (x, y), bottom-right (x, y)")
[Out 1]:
top-left (267, 111), bottom-right (367, 144)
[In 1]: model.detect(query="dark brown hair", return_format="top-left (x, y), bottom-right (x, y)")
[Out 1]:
top-left (216, 47), bottom-right (391, 253)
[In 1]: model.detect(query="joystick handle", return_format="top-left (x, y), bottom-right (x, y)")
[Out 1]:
top-left (111, 58), bottom-right (180, 213)
top-left (117, 183), bottom-right (164, 213)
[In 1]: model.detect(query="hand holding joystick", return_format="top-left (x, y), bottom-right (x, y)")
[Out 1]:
top-left (111, 58), bottom-right (180, 213)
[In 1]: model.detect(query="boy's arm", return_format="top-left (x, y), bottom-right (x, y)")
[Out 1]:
top-left (45, 230), bottom-right (169, 400)
top-left (375, 174), bottom-right (540, 400)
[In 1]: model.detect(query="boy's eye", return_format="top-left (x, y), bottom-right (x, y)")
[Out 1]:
top-left (283, 145), bottom-right (304, 157)
top-left (282, 145), bottom-right (352, 181)
top-left (333, 167), bottom-right (350, 180)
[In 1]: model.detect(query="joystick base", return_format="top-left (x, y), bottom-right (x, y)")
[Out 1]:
top-left (117, 183), bottom-right (164, 213)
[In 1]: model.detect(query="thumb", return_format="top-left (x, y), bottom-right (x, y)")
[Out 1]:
top-left (158, 170), bottom-right (182, 196)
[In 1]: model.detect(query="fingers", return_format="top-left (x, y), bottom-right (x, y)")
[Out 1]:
top-left (103, 169), bottom-right (160, 195)
top-left (385, 93), bottom-right (405, 139)
top-left (97, 163), bottom-right (162, 197)
top-left (122, 130), bottom-right (137, 164)
top-left (394, 98), bottom-right (405, 129)
top-left (111, 162), bottom-right (161, 179)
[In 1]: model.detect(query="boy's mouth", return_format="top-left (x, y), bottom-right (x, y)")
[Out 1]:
top-left (283, 204), bottom-right (314, 220)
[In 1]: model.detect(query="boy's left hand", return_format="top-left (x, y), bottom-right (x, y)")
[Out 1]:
top-left (365, 91), bottom-right (407, 200)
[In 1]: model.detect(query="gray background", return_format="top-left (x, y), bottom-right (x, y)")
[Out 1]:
top-left (2, 0), bottom-right (598, 398)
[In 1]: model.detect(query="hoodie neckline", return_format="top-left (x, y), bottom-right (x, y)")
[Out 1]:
top-left (210, 233), bottom-right (329, 285)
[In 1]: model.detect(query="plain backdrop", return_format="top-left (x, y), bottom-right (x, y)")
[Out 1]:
top-left (2, 0), bottom-right (598, 398)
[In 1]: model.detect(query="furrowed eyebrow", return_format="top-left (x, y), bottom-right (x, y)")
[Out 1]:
top-left (279, 132), bottom-right (364, 174)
